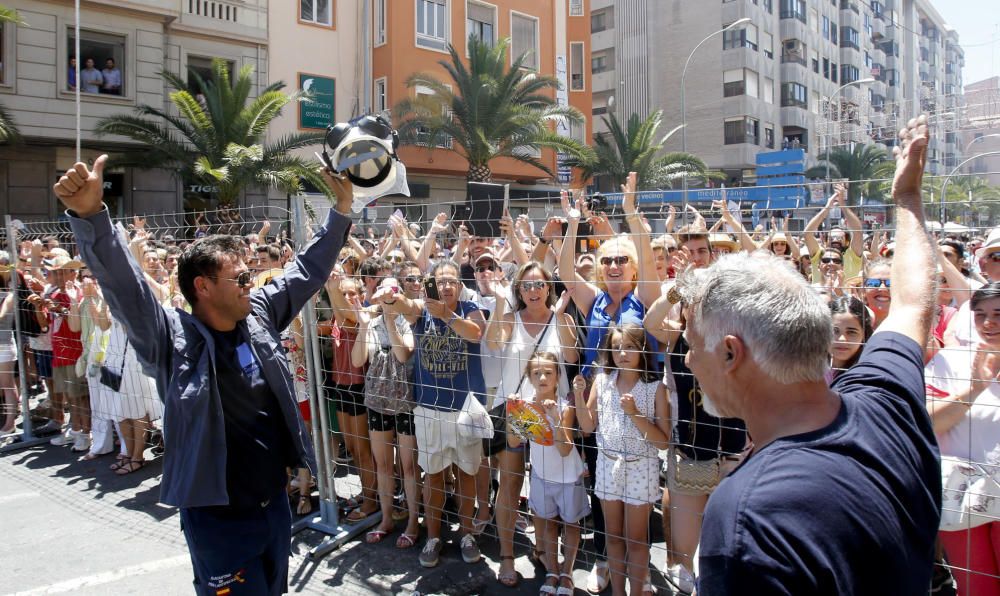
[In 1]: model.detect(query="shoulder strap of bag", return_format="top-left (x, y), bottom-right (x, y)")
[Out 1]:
top-left (512, 310), bottom-right (556, 396)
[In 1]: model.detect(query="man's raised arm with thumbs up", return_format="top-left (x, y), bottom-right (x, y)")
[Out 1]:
top-left (54, 156), bottom-right (357, 595)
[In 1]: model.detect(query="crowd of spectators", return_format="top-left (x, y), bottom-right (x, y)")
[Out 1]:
top-left (3, 152), bottom-right (998, 594)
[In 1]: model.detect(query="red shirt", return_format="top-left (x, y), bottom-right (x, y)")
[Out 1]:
top-left (330, 322), bottom-right (365, 385)
top-left (49, 286), bottom-right (83, 367)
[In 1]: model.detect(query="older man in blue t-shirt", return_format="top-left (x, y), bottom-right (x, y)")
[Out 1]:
top-left (675, 115), bottom-right (940, 595)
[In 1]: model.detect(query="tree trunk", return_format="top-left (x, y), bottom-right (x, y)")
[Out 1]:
top-left (467, 163), bottom-right (492, 183)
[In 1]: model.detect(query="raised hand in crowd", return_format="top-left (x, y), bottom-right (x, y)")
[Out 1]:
top-left (52, 154), bottom-right (108, 216)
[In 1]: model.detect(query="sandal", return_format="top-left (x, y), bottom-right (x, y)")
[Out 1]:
top-left (297, 495), bottom-right (312, 515)
top-left (395, 532), bottom-right (418, 549)
top-left (345, 507), bottom-right (377, 523)
top-left (497, 555), bottom-right (519, 588)
top-left (109, 453), bottom-right (129, 471)
top-left (557, 573), bottom-right (575, 596)
top-left (365, 529), bottom-right (390, 544)
top-left (115, 460), bottom-right (144, 475)
top-left (472, 510), bottom-right (493, 536)
top-left (540, 573), bottom-right (560, 596)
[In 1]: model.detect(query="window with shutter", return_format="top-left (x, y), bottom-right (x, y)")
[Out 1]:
top-left (511, 13), bottom-right (539, 70)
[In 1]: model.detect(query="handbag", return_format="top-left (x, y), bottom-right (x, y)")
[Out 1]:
top-left (939, 455), bottom-right (1000, 532)
top-left (671, 448), bottom-right (723, 493)
top-left (457, 392), bottom-right (493, 442)
top-left (363, 317), bottom-right (412, 415)
top-left (99, 336), bottom-right (128, 393)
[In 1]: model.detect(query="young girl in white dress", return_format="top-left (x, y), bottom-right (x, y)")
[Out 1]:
top-left (509, 352), bottom-right (588, 596)
top-left (576, 323), bottom-right (670, 596)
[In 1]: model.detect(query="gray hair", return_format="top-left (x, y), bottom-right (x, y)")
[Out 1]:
top-left (676, 252), bottom-right (832, 384)
top-left (0, 250), bottom-right (9, 265)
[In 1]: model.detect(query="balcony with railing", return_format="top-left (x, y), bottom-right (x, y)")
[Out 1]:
top-left (178, 0), bottom-right (267, 41)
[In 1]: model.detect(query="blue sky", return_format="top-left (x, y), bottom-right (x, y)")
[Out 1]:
top-left (936, 0), bottom-right (999, 85)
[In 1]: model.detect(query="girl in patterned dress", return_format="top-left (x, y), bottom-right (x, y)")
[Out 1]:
top-left (576, 323), bottom-right (670, 596)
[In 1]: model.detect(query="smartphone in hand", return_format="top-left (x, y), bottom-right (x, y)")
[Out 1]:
top-left (423, 276), bottom-right (440, 301)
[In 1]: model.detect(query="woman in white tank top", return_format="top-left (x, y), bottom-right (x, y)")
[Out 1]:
top-left (483, 262), bottom-right (578, 587)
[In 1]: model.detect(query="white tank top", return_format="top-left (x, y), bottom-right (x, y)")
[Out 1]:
top-left (495, 310), bottom-right (569, 408)
top-left (529, 395), bottom-right (585, 484)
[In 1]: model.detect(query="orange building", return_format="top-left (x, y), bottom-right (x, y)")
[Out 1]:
top-left (369, 0), bottom-right (591, 223)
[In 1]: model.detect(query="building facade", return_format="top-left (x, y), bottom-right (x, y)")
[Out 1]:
top-left (962, 76), bottom-right (1000, 188)
top-left (0, 0), bottom-right (273, 222)
top-left (365, 0), bottom-right (592, 225)
top-left (590, 0), bottom-right (963, 189)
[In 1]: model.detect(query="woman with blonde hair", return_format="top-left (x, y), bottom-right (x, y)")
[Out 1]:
top-left (558, 173), bottom-right (659, 592)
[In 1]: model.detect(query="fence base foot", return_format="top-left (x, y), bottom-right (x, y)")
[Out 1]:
top-left (0, 434), bottom-right (55, 454)
top-left (291, 499), bottom-right (382, 560)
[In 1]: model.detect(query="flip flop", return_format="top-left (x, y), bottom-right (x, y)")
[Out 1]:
top-left (395, 532), bottom-right (418, 549)
top-left (497, 555), bottom-right (519, 588)
top-left (365, 529), bottom-right (389, 544)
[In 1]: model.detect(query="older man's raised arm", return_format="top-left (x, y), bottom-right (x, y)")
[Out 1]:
top-left (876, 116), bottom-right (935, 346)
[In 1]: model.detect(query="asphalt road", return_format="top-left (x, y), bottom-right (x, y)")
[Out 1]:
top-left (0, 439), bottom-right (675, 595)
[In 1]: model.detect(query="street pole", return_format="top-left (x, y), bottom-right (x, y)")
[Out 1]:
top-left (681, 17), bottom-right (751, 211)
top-left (825, 78), bottom-right (876, 183)
top-left (939, 150), bottom-right (1000, 225)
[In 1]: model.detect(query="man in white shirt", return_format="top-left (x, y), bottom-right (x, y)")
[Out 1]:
top-left (101, 58), bottom-right (122, 95)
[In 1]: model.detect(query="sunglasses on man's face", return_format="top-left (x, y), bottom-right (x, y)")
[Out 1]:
top-left (820, 257), bottom-right (843, 265)
top-left (403, 275), bottom-right (423, 284)
top-left (864, 278), bottom-right (891, 289)
top-left (206, 270), bottom-right (254, 288)
top-left (599, 256), bottom-right (630, 267)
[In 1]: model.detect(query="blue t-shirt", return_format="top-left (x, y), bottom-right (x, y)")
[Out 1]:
top-left (698, 332), bottom-right (941, 595)
top-left (581, 290), bottom-right (657, 377)
top-left (413, 301), bottom-right (485, 411)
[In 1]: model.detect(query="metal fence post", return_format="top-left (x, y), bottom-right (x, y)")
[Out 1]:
top-left (288, 194), bottom-right (379, 559)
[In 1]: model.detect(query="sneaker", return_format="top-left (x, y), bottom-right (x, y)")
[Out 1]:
top-left (71, 433), bottom-right (92, 453)
top-left (419, 537), bottom-right (443, 568)
top-left (587, 560), bottom-right (610, 594)
top-left (33, 419), bottom-right (61, 436)
top-left (460, 533), bottom-right (481, 564)
top-left (664, 564), bottom-right (695, 595)
top-left (50, 430), bottom-right (78, 446)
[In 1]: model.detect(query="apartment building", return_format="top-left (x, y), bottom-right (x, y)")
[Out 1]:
top-left (267, 1), bottom-right (362, 183)
top-left (366, 0), bottom-right (592, 223)
top-left (590, 0), bottom-right (963, 189)
top-left (0, 0), bottom-right (274, 221)
top-left (962, 76), bottom-right (1000, 188)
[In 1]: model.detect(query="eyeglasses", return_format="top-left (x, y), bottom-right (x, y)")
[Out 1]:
top-left (863, 278), bottom-right (891, 289)
top-left (599, 256), bottom-right (630, 267)
top-left (820, 257), bottom-right (843, 265)
top-left (520, 280), bottom-right (548, 291)
top-left (205, 270), bottom-right (254, 288)
top-left (386, 255), bottom-right (404, 264)
top-left (475, 265), bottom-right (497, 273)
top-left (436, 279), bottom-right (460, 287)
top-left (403, 275), bottom-right (423, 284)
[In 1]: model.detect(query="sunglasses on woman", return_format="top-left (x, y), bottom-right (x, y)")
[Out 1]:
top-left (863, 278), bottom-right (891, 289)
top-left (520, 280), bottom-right (548, 291)
top-left (599, 256), bottom-right (630, 267)
top-left (820, 257), bottom-right (843, 265)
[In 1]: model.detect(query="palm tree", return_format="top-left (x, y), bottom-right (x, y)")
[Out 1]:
top-left (806, 144), bottom-right (890, 205)
top-left (567, 110), bottom-right (712, 191)
top-left (96, 58), bottom-right (332, 206)
top-left (393, 36), bottom-right (590, 182)
top-left (0, 5), bottom-right (24, 144)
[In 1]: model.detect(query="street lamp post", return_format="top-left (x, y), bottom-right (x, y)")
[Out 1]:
top-left (824, 78), bottom-right (876, 182)
top-left (964, 134), bottom-right (1000, 172)
top-left (681, 17), bottom-right (751, 208)
top-left (938, 150), bottom-right (1000, 225)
